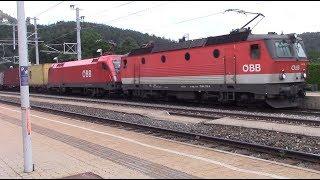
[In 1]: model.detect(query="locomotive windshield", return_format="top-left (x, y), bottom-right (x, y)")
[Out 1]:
top-left (268, 39), bottom-right (307, 60)
top-left (275, 41), bottom-right (293, 58)
top-left (113, 59), bottom-right (121, 73)
top-left (294, 42), bottom-right (307, 58)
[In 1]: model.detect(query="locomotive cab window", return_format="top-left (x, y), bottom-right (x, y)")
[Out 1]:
top-left (101, 63), bottom-right (108, 70)
top-left (113, 59), bottom-right (121, 73)
top-left (274, 41), bottom-right (293, 58)
top-left (123, 59), bottom-right (127, 68)
top-left (250, 44), bottom-right (260, 59)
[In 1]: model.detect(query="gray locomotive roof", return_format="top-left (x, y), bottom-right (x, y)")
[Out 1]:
top-left (128, 31), bottom-right (291, 56)
top-left (247, 34), bottom-right (290, 41)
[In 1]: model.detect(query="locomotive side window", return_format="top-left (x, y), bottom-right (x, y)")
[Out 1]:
top-left (250, 44), bottom-right (260, 59)
top-left (161, 55), bottom-right (166, 63)
top-left (141, 58), bottom-right (146, 64)
top-left (294, 42), bottom-right (307, 58)
top-left (102, 63), bottom-right (108, 70)
top-left (185, 53), bottom-right (190, 61)
top-left (123, 59), bottom-right (127, 69)
top-left (213, 49), bottom-right (220, 58)
top-left (113, 60), bottom-right (121, 73)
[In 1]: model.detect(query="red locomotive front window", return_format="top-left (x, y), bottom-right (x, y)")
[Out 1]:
top-left (113, 59), bottom-right (121, 73)
top-left (269, 38), bottom-right (308, 60)
top-left (275, 41), bottom-right (293, 58)
top-left (294, 42), bottom-right (307, 58)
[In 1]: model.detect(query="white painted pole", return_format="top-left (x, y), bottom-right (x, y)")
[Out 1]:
top-left (17, 1), bottom-right (33, 173)
top-left (33, 18), bottom-right (39, 65)
top-left (76, 7), bottom-right (81, 60)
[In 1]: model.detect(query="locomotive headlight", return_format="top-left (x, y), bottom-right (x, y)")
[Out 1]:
top-left (279, 70), bottom-right (286, 80)
top-left (301, 69), bottom-right (307, 79)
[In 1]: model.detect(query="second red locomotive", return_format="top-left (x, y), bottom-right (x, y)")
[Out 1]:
top-left (48, 55), bottom-right (123, 96)
top-left (120, 30), bottom-right (308, 108)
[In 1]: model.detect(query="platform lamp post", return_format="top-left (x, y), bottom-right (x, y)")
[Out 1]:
top-left (17, 1), bottom-right (34, 173)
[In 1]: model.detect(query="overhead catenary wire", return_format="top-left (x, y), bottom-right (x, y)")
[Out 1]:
top-left (92, 1), bottom-right (136, 17)
top-left (41, 2), bottom-right (170, 44)
top-left (34, 1), bottom-right (65, 18)
top-left (36, 1), bottom-right (135, 32)
top-left (141, 10), bottom-right (224, 34)
top-left (81, 2), bottom-right (170, 31)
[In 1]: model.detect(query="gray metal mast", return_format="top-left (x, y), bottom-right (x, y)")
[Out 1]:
top-left (17, 1), bottom-right (34, 173)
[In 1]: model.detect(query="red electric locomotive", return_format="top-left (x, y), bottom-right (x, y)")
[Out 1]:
top-left (120, 29), bottom-right (308, 108)
top-left (48, 55), bottom-right (123, 96)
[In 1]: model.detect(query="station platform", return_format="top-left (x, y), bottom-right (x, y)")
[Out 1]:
top-left (301, 92), bottom-right (320, 110)
top-left (0, 102), bottom-right (319, 179)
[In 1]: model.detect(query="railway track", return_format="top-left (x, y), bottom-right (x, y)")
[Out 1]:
top-left (0, 91), bottom-right (319, 166)
top-left (1, 90), bottom-right (320, 126)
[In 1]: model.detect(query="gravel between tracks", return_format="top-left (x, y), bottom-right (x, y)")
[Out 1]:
top-left (0, 95), bottom-right (319, 155)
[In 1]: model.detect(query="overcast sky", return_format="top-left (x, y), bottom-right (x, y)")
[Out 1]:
top-left (1, 1), bottom-right (320, 41)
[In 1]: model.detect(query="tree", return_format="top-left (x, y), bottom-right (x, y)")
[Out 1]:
top-left (115, 37), bottom-right (139, 54)
top-left (307, 50), bottom-right (320, 62)
top-left (81, 29), bottom-right (113, 58)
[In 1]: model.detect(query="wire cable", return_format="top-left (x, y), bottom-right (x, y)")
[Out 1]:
top-left (142, 10), bottom-right (224, 33)
top-left (34, 1), bottom-right (65, 18)
top-left (82, 2), bottom-right (170, 31)
top-left (93, 1), bottom-right (136, 17)
top-left (175, 11), bottom-right (224, 25)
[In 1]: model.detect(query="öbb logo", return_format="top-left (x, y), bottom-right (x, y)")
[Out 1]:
top-left (82, 70), bottom-right (92, 78)
top-left (242, 64), bottom-right (261, 72)
top-left (291, 65), bottom-right (300, 71)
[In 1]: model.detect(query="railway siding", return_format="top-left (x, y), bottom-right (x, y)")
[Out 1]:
top-left (204, 117), bottom-right (320, 137)
top-left (301, 92), bottom-right (320, 110)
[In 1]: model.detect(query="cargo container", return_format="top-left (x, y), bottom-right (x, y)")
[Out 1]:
top-left (29, 63), bottom-right (52, 90)
top-left (3, 67), bottom-right (20, 89)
